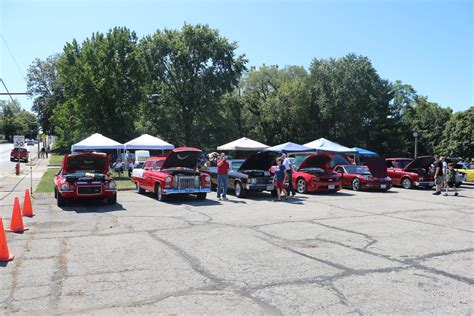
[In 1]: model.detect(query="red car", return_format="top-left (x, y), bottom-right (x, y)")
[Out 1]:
top-left (10, 147), bottom-right (29, 162)
top-left (386, 156), bottom-right (435, 189)
top-left (334, 156), bottom-right (392, 191)
top-left (291, 153), bottom-right (342, 193)
top-left (54, 153), bottom-right (117, 207)
top-left (132, 147), bottom-right (211, 201)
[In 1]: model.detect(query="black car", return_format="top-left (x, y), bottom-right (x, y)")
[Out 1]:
top-left (207, 152), bottom-right (277, 197)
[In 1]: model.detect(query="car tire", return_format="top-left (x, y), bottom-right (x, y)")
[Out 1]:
top-left (296, 178), bottom-right (307, 194)
top-left (136, 183), bottom-right (145, 194)
top-left (107, 194), bottom-right (117, 205)
top-left (351, 178), bottom-right (361, 191)
top-left (235, 181), bottom-right (246, 198)
top-left (401, 177), bottom-right (413, 189)
top-left (155, 184), bottom-right (166, 202)
top-left (57, 192), bottom-right (65, 207)
top-left (196, 193), bottom-right (207, 200)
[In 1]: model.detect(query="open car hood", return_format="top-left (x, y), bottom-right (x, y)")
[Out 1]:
top-left (161, 147), bottom-right (201, 170)
top-left (404, 156), bottom-right (434, 171)
top-left (298, 154), bottom-right (332, 171)
top-left (239, 151), bottom-right (277, 172)
top-left (362, 156), bottom-right (387, 178)
top-left (63, 153), bottom-right (110, 174)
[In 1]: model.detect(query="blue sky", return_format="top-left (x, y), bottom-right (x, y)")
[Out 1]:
top-left (1, 0), bottom-right (472, 112)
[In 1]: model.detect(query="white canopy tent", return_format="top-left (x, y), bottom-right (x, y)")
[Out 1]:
top-left (71, 133), bottom-right (124, 152)
top-left (217, 137), bottom-right (269, 151)
top-left (303, 138), bottom-right (357, 154)
top-left (124, 134), bottom-right (174, 150)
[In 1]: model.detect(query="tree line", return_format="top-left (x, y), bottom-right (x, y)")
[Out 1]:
top-left (0, 100), bottom-right (38, 140)
top-left (26, 24), bottom-right (473, 158)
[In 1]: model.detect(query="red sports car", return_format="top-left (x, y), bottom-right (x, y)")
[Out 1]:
top-left (386, 156), bottom-right (435, 189)
top-left (291, 153), bottom-right (342, 193)
top-left (54, 153), bottom-right (117, 207)
top-left (334, 156), bottom-right (392, 191)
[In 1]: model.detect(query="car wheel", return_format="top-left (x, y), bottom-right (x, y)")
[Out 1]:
top-left (235, 181), bottom-right (246, 198)
top-left (155, 184), bottom-right (166, 202)
top-left (351, 178), bottom-right (361, 191)
top-left (107, 194), bottom-right (117, 205)
top-left (57, 192), bottom-right (65, 207)
top-left (136, 182), bottom-right (145, 194)
top-left (401, 177), bottom-right (413, 189)
top-left (196, 193), bottom-right (207, 200)
top-left (296, 178), bottom-right (307, 194)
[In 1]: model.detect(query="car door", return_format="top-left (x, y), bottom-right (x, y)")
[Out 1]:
top-left (386, 160), bottom-right (401, 185)
top-left (142, 161), bottom-right (154, 191)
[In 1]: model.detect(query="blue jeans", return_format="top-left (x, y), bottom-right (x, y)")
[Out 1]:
top-left (217, 174), bottom-right (228, 197)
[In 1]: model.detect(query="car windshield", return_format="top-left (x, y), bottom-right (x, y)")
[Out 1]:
top-left (394, 160), bottom-right (412, 168)
top-left (230, 160), bottom-right (244, 171)
top-left (292, 155), bottom-right (310, 170)
top-left (344, 166), bottom-right (371, 175)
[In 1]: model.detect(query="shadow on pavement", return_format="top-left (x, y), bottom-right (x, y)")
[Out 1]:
top-left (60, 201), bottom-right (126, 213)
top-left (140, 192), bottom-right (223, 206)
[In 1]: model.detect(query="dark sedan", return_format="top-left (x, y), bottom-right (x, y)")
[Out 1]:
top-left (206, 152), bottom-right (277, 198)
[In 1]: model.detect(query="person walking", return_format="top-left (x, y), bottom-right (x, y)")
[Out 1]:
top-left (217, 154), bottom-right (230, 201)
top-left (281, 153), bottom-right (295, 196)
top-left (274, 157), bottom-right (288, 201)
top-left (433, 155), bottom-right (443, 195)
top-left (45, 145), bottom-right (50, 158)
top-left (445, 163), bottom-right (459, 196)
top-left (441, 156), bottom-right (448, 191)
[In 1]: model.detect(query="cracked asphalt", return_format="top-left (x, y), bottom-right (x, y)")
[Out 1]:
top-left (1, 185), bottom-right (473, 315)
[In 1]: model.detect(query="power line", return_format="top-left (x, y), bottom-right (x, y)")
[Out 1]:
top-left (0, 33), bottom-right (26, 80)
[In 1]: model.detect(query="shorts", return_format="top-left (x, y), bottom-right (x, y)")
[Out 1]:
top-left (435, 176), bottom-right (443, 185)
top-left (275, 180), bottom-right (285, 190)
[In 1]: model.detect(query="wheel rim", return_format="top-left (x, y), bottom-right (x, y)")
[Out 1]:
top-left (297, 179), bottom-right (306, 193)
top-left (352, 179), bottom-right (360, 191)
top-left (235, 183), bottom-right (241, 196)
top-left (402, 179), bottom-right (411, 189)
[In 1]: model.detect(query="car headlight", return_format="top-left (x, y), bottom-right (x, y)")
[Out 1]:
top-left (108, 182), bottom-right (116, 189)
top-left (205, 175), bottom-right (211, 182)
top-left (60, 183), bottom-right (70, 191)
top-left (311, 177), bottom-right (319, 181)
top-left (165, 176), bottom-right (172, 183)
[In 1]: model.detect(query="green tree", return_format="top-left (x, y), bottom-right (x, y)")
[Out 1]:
top-left (437, 106), bottom-right (474, 157)
top-left (402, 96), bottom-right (452, 155)
top-left (55, 27), bottom-right (143, 147)
top-left (138, 23), bottom-right (247, 147)
top-left (0, 100), bottom-right (37, 140)
top-left (26, 54), bottom-right (65, 134)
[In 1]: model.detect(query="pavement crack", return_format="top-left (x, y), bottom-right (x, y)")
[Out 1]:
top-left (48, 238), bottom-right (68, 310)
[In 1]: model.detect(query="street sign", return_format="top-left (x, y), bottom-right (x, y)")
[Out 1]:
top-left (13, 135), bottom-right (25, 148)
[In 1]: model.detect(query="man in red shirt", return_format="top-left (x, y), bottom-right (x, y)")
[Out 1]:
top-left (217, 154), bottom-right (230, 200)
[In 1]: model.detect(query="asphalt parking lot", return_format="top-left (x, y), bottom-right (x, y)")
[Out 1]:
top-left (1, 185), bottom-right (473, 315)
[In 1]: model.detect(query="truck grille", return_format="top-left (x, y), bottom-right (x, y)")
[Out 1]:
top-left (256, 177), bottom-right (273, 184)
top-left (77, 186), bottom-right (102, 195)
top-left (175, 176), bottom-right (199, 189)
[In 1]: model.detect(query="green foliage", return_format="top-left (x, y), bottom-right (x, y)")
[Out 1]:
top-left (437, 107), bottom-right (474, 157)
top-left (54, 27), bottom-right (143, 147)
top-left (26, 23), bottom-right (468, 158)
top-left (138, 23), bottom-right (247, 147)
top-left (0, 100), bottom-right (38, 139)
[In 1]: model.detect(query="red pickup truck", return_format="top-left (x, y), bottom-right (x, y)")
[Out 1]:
top-left (10, 147), bottom-right (29, 162)
top-left (131, 147), bottom-right (211, 201)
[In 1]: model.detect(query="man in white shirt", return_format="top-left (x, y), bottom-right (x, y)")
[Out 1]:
top-left (441, 157), bottom-right (448, 190)
top-left (281, 153), bottom-right (295, 196)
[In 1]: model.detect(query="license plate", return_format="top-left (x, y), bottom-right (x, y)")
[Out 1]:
top-left (328, 185), bottom-right (335, 189)
top-left (380, 184), bottom-right (386, 189)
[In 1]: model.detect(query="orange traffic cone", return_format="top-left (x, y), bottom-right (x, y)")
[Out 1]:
top-left (22, 189), bottom-right (35, 217)
top-left (7, 197), bottom-right (28, 233)
top-left (0, 216), bottom-right (14, 262)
